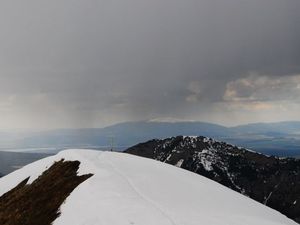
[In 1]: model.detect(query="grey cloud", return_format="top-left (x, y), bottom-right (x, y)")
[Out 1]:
top-left (0, 0), bottom-right (300, 128)
top-left (224, 74), bottom-right (300, 102)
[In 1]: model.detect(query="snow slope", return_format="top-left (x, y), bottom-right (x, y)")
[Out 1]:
top-left (0, 149), bottom-right (297, 225)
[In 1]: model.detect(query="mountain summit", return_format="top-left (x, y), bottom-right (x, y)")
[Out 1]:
top-left (125, 136), bottom-right (300, 223)
top-left (0, 149), bottom-right (297, 225)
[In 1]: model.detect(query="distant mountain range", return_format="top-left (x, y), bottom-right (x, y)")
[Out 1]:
top-left (1, 121), bottom-right (300, 156)
top-left (125, 136), bottom-right (300, 223)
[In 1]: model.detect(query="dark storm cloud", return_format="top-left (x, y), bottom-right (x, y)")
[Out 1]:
top-left (0, 0), bottom-right (300, 128)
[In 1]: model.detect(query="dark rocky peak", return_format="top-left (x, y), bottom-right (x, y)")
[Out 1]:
top-left (125, 136), bottom-right (300, 224)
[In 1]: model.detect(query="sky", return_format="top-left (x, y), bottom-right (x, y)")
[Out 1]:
top-left (0, 0), bottom-right (300, 129)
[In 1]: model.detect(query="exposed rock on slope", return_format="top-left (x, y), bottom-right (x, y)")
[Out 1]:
top-left (125, 136), bottom-right (300, 223)
top-left (0, 159), bottom-right (92, 225)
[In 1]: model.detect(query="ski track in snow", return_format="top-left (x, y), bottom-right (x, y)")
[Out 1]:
top-left (103, 154), bottom-right (178, 225)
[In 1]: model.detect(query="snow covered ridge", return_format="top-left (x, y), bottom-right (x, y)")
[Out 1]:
top-left (0, 149), bottom-right (297, 225)
top-left (125, 136), bottom-right (300, 223)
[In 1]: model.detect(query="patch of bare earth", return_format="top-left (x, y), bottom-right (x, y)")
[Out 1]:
top-left (0, 159), bottom-right (93, 225)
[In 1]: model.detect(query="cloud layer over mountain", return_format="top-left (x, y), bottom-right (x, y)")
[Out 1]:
top-left (0, 0), bottom-right (300, 129)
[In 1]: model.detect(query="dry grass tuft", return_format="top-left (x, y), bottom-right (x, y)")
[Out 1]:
top-left (0, 159), bottom-right (93, 225)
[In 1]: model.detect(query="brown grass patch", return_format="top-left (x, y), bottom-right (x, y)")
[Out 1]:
top-left (0, 159), bottom-right (93, 225)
